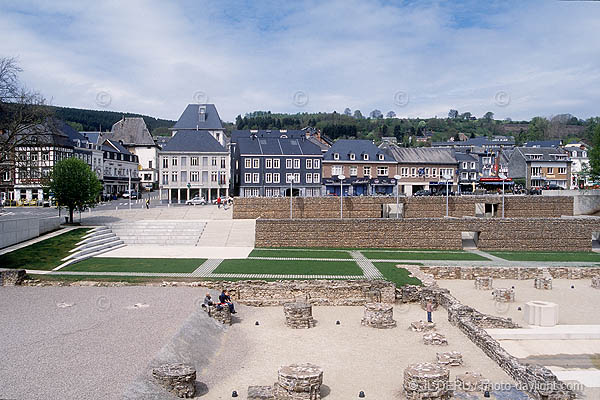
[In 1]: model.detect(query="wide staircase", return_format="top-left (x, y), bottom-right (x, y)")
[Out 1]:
top-left (58, 226), bottom-right (125, 267)
top-left (106, 220), bottom-right (206, 246)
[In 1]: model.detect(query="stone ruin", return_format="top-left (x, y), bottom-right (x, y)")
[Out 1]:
top-left (423, 332), bottom-right (448, 346)
top-left (248, 363), bottom-right (323, 400)
top-left (403, 362), bottom-right (450, 400)
top-left (283, 302), bottom-right (316, 329)
top-left (455, 371), bottom-right (490, 392)
top-left (360, 303), bottom-right (396, 329)
top-left (474, 276), bottom-right (493, 290)
top-left (410, 320), bottom-right (436, 332)
top-left (152, 363), bottom-right (196, 398)
top-left (248, 385), bottom-right (274, 400)
top-left (436, 351), bottom-right (463, 367)
top-left (492, 287), bottom-right (515, 303)
top-left (592, 276), bottom-right (600, 289)
top-left (534, 276), bottom-right (552, 290)
top-left (204, 304), bottom-right (232, 325)
top-left (0, 269), bottom-right (27, 286)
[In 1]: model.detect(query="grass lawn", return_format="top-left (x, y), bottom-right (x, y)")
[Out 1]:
top-left (0, 228), bottom-right (88, 270)
top-left (213, 259), bottom-right (362, 275)
top-left (64, 258), bottom-right (206, 273)
top-left (249, 249), bottom-right (352, 259)
top-left (488, 251), bottom-right (600, 262)
top-left (29, 274), bottom-right (159, 284)
top-left (373, 262), bottom-right (423, 287)
top-left (362, 250), bottom-right (489, 261)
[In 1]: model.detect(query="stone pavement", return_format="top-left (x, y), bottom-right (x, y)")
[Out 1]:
top-left (349, 251), bottom-right (385, 279)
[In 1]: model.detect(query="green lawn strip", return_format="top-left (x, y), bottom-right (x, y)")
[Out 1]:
top-left (362, 251), bottom-right (489, 261)
top-left (488, 251), bottom-right (600, 262)
top-left (29, 274), bottom-right (158, 284)
top-left (261, 246), bottom-right (466, 252)
top-left (63, 258), bottom-right (206, 273)
top-left (213, 259), bottom-right (362, 275)
top-left (0, 228), bottom-right (89, 270)
top-left (249, 249), bottom-right (352, 259)
top-left (373, 262), bottom-right (423, 287)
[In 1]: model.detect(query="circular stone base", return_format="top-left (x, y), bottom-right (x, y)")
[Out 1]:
top-left (474, 277), bottom-right (493, 290)
top-left (492, 288), bottom-right (515, 303)
top-left (277, 363), bottom-right (323, 399)
top-left (361, 303), bottom-right (396, 329)
top-left (152, 363), bottom-right (196, 398)
top-left (284, 302), bottom-right (316, 329)
top-left (404, 362), bottom-right (450, 400)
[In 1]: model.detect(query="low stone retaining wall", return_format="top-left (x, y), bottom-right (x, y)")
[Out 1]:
top-left (0, 269), bottom-right (27, 286)
top-left (202, 280), bottom-right (396, 306)
top-left (419, 265), bottom-right (600, 280)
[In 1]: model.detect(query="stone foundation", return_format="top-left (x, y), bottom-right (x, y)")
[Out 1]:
top-left (423, 332), bottom-right (448, 346)
top-left (208, 305), bottom-right (232, 325)
top-left (274, 363), bottom-right (323, 400)
top-left (284, 302), bottom-right (316, 329)
top-left (419, 265), bottom-right (600, 280)
top-left (248, 385), bottom-right (275, 400)
top-left (474, 277), bottom-right (493, 290)
top-left (410, 321), bottom-right (436, 332)
top-left (492, 288), bottom-right (515, 303)
top-left (455, 372), bottom-right (489, 392)
top-left (403, 362), bottom-right (450, 400)
top-left (592, 276), bottom-right (600, 289)
top-left (152, 363), bottom-right (196, 398)
top-left (534, 276), bottom-right (553, 290)
top-left (360, 303), bottom-right (397, 329)
top-left (0, 269), bottom-right (27, 286)
top-left (436, 351), bottom-right (463, 367)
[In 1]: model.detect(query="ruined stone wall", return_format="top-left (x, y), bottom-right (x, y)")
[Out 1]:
top-left (255, 217), bottom-right (597, 251)
top-left (233, 196), bottom-right (573, 219)
top-left (201, 280), bottom-right (396, 306)
top-left (419, 266), bottom-right (600, 280)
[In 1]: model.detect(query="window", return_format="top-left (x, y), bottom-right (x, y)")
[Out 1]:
top-left (266, 159), bottom-right (272, 169)
top-left (294, 159), bottom-right (300, 169)
top-left (171, 172), bottom-right (178, 182)
top-left (377, 166), bottom-right (388, 176)
top-left (461, 172), bottom-right (468, 179)
top-left (212, 157), bottom-right (218, 166)
top-left (313, 159), bottom-right (320, 169)
top-left (349, 153), bottom-right (355, 161)
top-left (212, 171), bottom-right (218, 182)
top-left (378, 153), bottom-right (384, 161)
top-left (306, 173), bottom-right (312, 183)
top-left (531, 167), bottom-right (541, 176)
top-left (432, 168), bottom-right (437, 177)
top-left (306, 159), bottom-right (313, 169)
top-left (42, 152), bottom-right (49, 161)
top-left (547, 167), bottom-right (554, 174)
top-left (332, 165), bottom-right (343, 175)
top-left (558, 167), bottom-right (566, 174)
top-left (273, 173), bottom-right (280, 183)
top-left (163, 158), bottom-right (168, 168)
top-left (221, 157), bottom-right (226, 169)
top-left (191, 157), bottom-right (199, 166)
top-left (462, 162), bottom-right (468, 169)
top-left (273, 159), bottom-right (280, 169)
top-left (265, 173), bottom-right (272, 183)
top-left (219, 171), bottom-right (227, 184)
top-left (425, 168), bottom-right (430, 177)
top-left (364, 166), bottom-right (371, 177)
top-left (245, 159), bottom-right (252, 169)
top-left (470, 162), bottom-right (476, 169)
top-left (401, 167), bottom-right (409, 177)
top-left (180, 157), bottom-right (187, 167)
top-left (362, 153), bottom-right (369, 161)
top-left (149, 160), bottom-right (153, 169)
top-left (172, 157), bottom-right (178, 167)
top-left (350, 166), bottom-right (358, 176)
top-left (286, 159), bottom-right (292, 169)
top-left (482, 157), bottom-right (491, 164)
top-left (253, 173), bottom-right (260, 183)
top-left (2, 171), bottom-right (10, 181)
top-left (294, 173), bottom-right (300, 183)
top-left (313, 173), bottom-right (320, 183)
top-left (286, 173), bottom-right (294, 183)
top-left (253, 158), bottom-right (259, 169)
top-left (191, 171), bottom-right (199, 182)
top-left (333, 153), bottom-right (339, 160)
top-left (245, 173), bottom-right (252, 183)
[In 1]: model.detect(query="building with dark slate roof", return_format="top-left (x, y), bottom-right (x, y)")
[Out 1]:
top-left (159, 130), bottom-right (229, 203)
top-left (101, 138), bottom-right (141, 196)
top-left (170, 104), bottom-right (226, 147)
top-left (323, 139), bottom-right (397, 196)
top-left (507, 147), bottom-right (571, 189)
top-left (232, 131), bottom-right (323, 197)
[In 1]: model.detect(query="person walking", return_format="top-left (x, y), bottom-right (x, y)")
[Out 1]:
top-left (426, 301), bottom-right (433, 323)
top-left (145, 198), bottom-right (150, 209)
top-left (216, 196), bottom-right (222, 209)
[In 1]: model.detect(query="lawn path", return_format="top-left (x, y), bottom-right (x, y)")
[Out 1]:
top-left (190, 259), bottom-right (224, 277)
top-left (350, 251), bottom-right (384, 279)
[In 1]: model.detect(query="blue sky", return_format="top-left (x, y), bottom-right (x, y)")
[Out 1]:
top-left (1, 0), bottom-right (599, 122)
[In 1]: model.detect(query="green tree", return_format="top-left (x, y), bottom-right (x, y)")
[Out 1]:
top-left (483, 111), bottom-right (494, 121)
top-left (48, 158), bottom-right (102, 223)
top-left (590, 124), bottom-right (600, 179)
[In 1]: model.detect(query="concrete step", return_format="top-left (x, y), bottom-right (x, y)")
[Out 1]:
top-left (56, 243), bottom-right (128, 270)
top-left (488, 325), bottom-right (600, 340)
top-left (76, 232), bottom-right (116, 245)
top-left (62, 239), bottom-right (124, 261)
top-left (84, 226), bottom-right (109, 236)
top-left (71, 236), bottom-right (121, 252)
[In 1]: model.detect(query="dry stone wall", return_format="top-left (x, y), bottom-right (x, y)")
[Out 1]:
top-left (256, 217), bottom-right (597, 251)
top-left (234, 196), bottom-right (573, 219)
top-left (419, 266), bottom-right (600, 280)
top-left (0, 269), bottom-right (27, 286)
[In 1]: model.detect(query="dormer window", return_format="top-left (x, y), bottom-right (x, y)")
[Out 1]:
top-left (378, 153), bottom-right (384, 161)
top-left (333, 153), bottom-right (340, 160)
top-left (349, 153), bottom-right (355, 160)
top-left (280, 134), bottom-right (288, 138)
top-left (198, 106), bottom-right (206, 122)
top-left (362, 153), bottom-right (369, 161)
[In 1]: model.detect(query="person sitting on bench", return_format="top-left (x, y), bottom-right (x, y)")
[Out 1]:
top-left (219, 290), bottom-right (236, 314)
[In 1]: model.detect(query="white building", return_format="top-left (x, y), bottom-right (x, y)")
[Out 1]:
top-left (101, 139), bottom-right (140, 196)
top-left (564, 143), bottom-right (590, 188)
top-left (169, 104), bottom-right (226, 147)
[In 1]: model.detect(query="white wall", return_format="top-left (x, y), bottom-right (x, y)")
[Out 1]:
top-left (0, 216), bottom-right (62, 249)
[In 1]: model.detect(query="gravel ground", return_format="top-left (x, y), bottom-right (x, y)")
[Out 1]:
top-left (0, 286), bottom-right (203, 400)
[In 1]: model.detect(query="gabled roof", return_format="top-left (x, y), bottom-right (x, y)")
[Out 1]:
top-left (161, 130), bottom-right (227, 153)
top-left (103, 138), bottom-right (133, 154)
top-left (107, 117), bottom-right (155, 146)
top-left (515, 147), bottom-right (571, 162)
top-left (454, 152), bottom-right (478, 162)
top-left (432, 136), bottom-right (515, 148)
top-left (171, 104), bottom-right (223, 131)
top-left (524, 140), bottom-right (562, 148)
top-left (381, 143), bottom-right (457, 164)
top-left (81, 132), bottom-right (103, 145)
top-left (231, 130), bottom-right (306, 142)
top-left (236, 136), bottom-right (322, 156)
top-left (324, 139), bottom-right (393, 162)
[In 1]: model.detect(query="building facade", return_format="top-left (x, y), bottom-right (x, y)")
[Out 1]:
top-left (169, 104), bottom-right (226, 147)
top-left (323, 139), bottom-right (397, 196)
top-left (564, 143), bottom-right (590, 188)
top-left (507, 147), bottom-right (572, 189)
top-left (101, 139), bottom-right (140, 196)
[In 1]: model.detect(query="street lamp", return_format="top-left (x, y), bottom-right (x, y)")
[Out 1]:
top-left (338, 174), bottom-right (346, 219)
top-left (442, 174), bottom-right (452, 217)
top-left (289, 175), bottom-right (295, 219)
top-left (393, 174), bottom-right (401, 219)
top-left (499, 173), bottom-right (507, 218)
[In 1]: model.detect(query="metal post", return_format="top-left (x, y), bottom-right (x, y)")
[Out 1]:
top-left (128, 170), bottom-right (131, 210)
top-left (396, 184), bottom-right (399, 219)
top-left (446, 178), bottom-right (449, 217)
top-left (340, 180), bottom-right (343, 219)
top-left (289, 179), bottom-right (293, 219)
top-left (502, 179), bottom-right (505, 218)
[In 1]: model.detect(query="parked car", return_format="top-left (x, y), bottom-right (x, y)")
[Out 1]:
top-left (414, 190), bottom-right (433, 196)
top-left (529, 187), bottom-right (542, 195)
top-left (186, 196), bottom-right (207, 205)
top-left (543, 184), bottom-right (563, 190)
top-left (122, 190), bottom-right (139, 199)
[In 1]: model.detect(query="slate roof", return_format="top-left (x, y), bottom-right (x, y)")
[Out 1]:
top-left (103, 138), bottom-right (133, 155)
top-left (161, 130), bottom-right (227, 153)
top-left (433, 136), bottom-right (515, 148)
top-left (18, 119), bottom-right (83, 148)
top-left (171, 104), bottom-right (223, 131)
top-left (81, 132), bottom-right (102, 145)
top-left (324, 139), bottom-right (394, 162)
top-left (237, 136), bottom-right (322, 156)
top-left (231, 129), bottom-right (305, 142)
top-left (455, 152), bottom-right (478, 162)
top-left (524, 140), bottom-right (562, 148)
top-left (515, 146), bottom-right (570, 162)
top-left (108, 117), bottom-right (155, 146)
top-left (381, 143), bottom-right (456, 164)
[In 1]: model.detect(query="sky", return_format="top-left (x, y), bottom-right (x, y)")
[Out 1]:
top-left (1, 0), bottom-right (599, 122)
